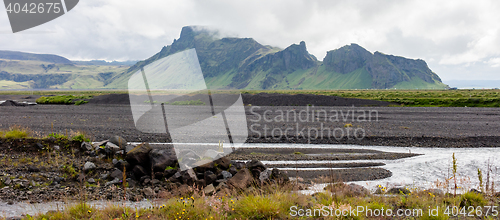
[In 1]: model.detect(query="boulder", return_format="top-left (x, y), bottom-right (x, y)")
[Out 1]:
top-left (221, 171), bottom-right (232, 180)
top-left (164, 168), bottom-right (178, 179)
top-left (259, 169), bottom-right (272, 184)
top-left (227, 168), bottom-right (253, 189)
top-left (81, 142), bottom-right (93, 151)
top-left (271, 169), bottom-right (289, 184)
top-left (204, 184), bottom-right (215, 195)
top-left (114, 159), bottom-right (130, 171)
top-left (105, 142), bottom-right (120, 154)
top-left (387, 187), bottom-right (411, 195)
top-left (126, 143), bottom-right (152, 166)
top-left (346, 183), bottom-right (370, 196)
top-left (109, 135), bottom-right (127, 148)
top-left (93, 140), bottom-right (108, 149)
top-left (214, 157), bottom-right (231, 170)
top-left (182, 169), bottom-right (198, 185)
top-left (204, 171), bottom-right (217, 185)
top-left (229, 167), bottom-right (238, 175)
top-left (109, 168), bottom-right (123, 180)
top-left (132, 165), bottom-right (148, 179)
top-left (3, 177), bottom-right (11, 186)
top-left (87, 178), bottom-right (96, 184)
top-left (168, 172), bottom-right (182, 183)
top-left (149, 148), bottom-right (177, 172)
top-left (105, 178), bottom-right (121, 187)
top-left (83, 162), bottom-right (96, 172)
top-left (247, 160), bottom-right (266, 171)
top-left (143, 187), bottom-right (154, 197)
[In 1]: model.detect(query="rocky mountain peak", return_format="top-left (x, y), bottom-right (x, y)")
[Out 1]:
top-left (323, 43), bottom-right (372, 74)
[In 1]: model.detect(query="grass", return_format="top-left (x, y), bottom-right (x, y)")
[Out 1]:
top-left (28, 183), bottom-right (499, 220)
top-left (0, 126), bottom-right (31, 138)
top-left (36, 95), bottom-right (93, 105)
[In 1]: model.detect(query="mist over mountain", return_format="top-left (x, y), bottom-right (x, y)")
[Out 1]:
top-left (0, 26), bottom-right (447, 90)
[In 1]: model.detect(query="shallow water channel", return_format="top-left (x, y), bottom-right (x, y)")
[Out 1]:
top-left (1, 143), bottom-right (499, 218)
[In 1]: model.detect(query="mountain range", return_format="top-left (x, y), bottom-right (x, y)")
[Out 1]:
top-left (0, 26), bottom-right (447, 90)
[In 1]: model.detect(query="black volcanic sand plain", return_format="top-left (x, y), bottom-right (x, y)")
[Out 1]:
top-left (1, 93), bottom-right (499, 183)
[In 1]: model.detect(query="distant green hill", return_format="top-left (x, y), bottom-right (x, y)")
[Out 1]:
top-left (0, 26), bottom-right (447, 90)
top-left (0, 50), bottom-right (72, 64)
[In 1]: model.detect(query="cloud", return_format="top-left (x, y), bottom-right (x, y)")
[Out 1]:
top-left (0, 0), bottom-right (499, 79)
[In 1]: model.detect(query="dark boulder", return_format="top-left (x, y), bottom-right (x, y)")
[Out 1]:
top-left (214, 157), bottom-right (231, 170)
top-left (149, 148), bottom-right (177, 172)
top-left (227, 168), bottom-right (253, 189)
top-left (132, 165), bottom-right (148, 179)
top-left (271, 168), bottom-right (289, 184)
top-left (109, 135), bottom-right (127, 149)
top-left (126, 143), bottom-right (152, 166)
top-left (204, 171), bottom-right (217, 185)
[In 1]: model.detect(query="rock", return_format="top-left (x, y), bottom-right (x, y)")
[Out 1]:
top-left (100, 173), bottom-right (109, 180)
top-left (151, 179), bottom-right (160, 185)
top-left (53, 177), bottom-right (65, 184)
top-left (203, 184), bottom-right (215, 195)
top-left (387, 187), bottom-right (411, 195)
top-left (173, 184), bottom-right (193, 197)
top-left (28, 166), bottom-right (40, 172)
top-left (87, 178), bottom-right (95, 184)
top-left (216, 182), bottom-right (228, 190)
top-left (231, 161), bottom-right (245, 169)
top-left (93, 140), bottom-right (108, 148)
top-left (149, 148), bottom-right (177, 172)
top-left (227, 168), bottom-right (253, 189)
top-left (259, 169), bottom-right (272, 184)
top-left (140, 176), bottom-right (150, 184)
top-left (105, 142), bottom-right (120, 154)
top-left (3, 177), bottom-right (11, 186)
top-left (424, 188), bottom-right (444, 196)
top-left (125, 143), bottom-right (152, 165)
top-left (133, 165), bottom-right (148, 179)
top-left (126, 178), bottom-right (137, 188)
top-left (114, 159), bottom-right (130, 171)
top-left (105, 178), bottom-right (121, 187)
top-left (203, 149), bottom-right (220, 159)
top-left (53, 145), bottom-right (60, 151)
top-left (247, 160), bottom-right (266, 171)
top-left (167, 172), bottom-right (182, 183)
top-left (112, 159), bottom-right (118, 165)
top-left (346, 183), bottom-right (370, 196)
top-left (164, 168), bottom-right (178, 179)
top-left (34, 142), bottom-right (44, 150)
top-left (182, 169), bottom-right (198, 185)
top-left (83, 162), bottom-right (96, 172)
top-left (109, 135), bottom-right (127, 148)
top-left (469, 188), bottom-right (482, 194)
top-left (221, 171), bottom-right (232, 180)
top-left (109, 168), bottom-right (123, 180)
top-left (271, 169), bottom-right (289, 184)
top-left (143, 187), bottom-right (154, 197)
top-left (204, 171), bottom-right (217, 185)
top-left (214, 157), bottom-right (231, 170)
top-left (81, 142), bottom-right (93, 151)
top-left (125, 145), bottom-right (135, 153)
top-left (229, 167), bottom-right (238, 175)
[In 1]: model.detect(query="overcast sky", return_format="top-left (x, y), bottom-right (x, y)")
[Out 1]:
top-left (1, 0), bottom-right (500, 81)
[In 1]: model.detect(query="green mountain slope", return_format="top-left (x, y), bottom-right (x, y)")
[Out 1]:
top-left (0, 26), bottom-right (447, 90)
top-left (107, 26), bottom-right (446, 90)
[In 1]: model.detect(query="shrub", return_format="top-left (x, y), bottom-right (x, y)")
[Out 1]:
top-left (459, 192), bottom-right (486, 207)
top-left (71, 133), bottom-right (90, 142)
top-left (232, 194), bottom-right (280, 219)
top-left (74, 100), bottom-right (88, 105)
top-left (3, 126), bottom-right (30, 138)
top-left (48, 133), bottom-right (68, 140)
